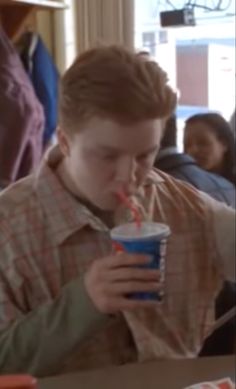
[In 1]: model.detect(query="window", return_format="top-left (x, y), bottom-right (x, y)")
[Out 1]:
top-left (142, 31), bottom-right (156, 56)
top-left (135, 0), bottom-right (235, 148)
top-left (64, 0), bottom-right (76, 68)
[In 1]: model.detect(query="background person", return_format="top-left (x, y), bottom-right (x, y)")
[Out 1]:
top-left (184, 113), bottom-right (236, 185)
top-left (229, 108), bottom-right (235, 139)
top-left (155, 114), bottom-right (235, 208)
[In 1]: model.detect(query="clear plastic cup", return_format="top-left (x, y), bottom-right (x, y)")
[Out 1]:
top-left (110, 222), bottom-right (170, 301)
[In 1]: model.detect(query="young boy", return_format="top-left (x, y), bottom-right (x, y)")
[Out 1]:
top-left (0, 46), bottom-right (234, 377)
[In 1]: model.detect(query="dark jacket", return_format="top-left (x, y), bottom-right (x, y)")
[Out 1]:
top-left (155, 152), bottom-right (235, 208)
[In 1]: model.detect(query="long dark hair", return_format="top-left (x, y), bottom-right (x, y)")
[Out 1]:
top-left (185, 113), bottom-right (236, 184)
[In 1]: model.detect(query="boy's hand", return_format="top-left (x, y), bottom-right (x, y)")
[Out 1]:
top-left (84, 253), bottom-right (161, 314)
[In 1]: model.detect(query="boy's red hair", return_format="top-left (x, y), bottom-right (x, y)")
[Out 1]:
top-left (59, 45), bottom-right (177, 132)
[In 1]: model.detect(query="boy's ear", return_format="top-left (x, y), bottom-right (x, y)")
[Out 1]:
top-left (57, 127), bottom-right (70, 157)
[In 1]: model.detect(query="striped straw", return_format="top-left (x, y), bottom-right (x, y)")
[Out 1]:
top-left (117, 191), bottom-right (141, 228)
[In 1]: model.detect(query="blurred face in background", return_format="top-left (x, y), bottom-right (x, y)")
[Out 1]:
top-left (184, 122), bottom-right (227, 173)
top-left (58, 117), bottom-right (163, 211)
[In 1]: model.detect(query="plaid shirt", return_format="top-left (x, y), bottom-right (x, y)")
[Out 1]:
top-left (0, 146), bottom-right (234, 376)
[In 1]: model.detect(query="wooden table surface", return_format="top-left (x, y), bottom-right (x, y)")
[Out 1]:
top-left (39, 355), bottom-right (235, 389)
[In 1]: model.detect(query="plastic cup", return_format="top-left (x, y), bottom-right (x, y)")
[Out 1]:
top-left (110, 222), bottom-right (170, 301)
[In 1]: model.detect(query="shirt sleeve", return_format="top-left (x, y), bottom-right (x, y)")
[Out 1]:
top-left (200, 192), bottom-right (235, 281)
top-left (0, 276), bottom-right (107, 377)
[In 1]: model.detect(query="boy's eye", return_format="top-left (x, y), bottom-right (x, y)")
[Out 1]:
top-left (102, 154), bottom-right (118, 161)
top-left (137, 151), bottom-right (155, 162)
top-left (138, 153), bottom-right (148, 160)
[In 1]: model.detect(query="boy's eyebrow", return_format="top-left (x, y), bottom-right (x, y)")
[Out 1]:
top-left (138, 145), bottom-right (159, 155)
top-left (97, 145), bottom-right (122, 153)
top-left (97, 145), bottom-right (158, 155)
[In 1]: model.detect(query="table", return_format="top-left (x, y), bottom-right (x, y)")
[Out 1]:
top-left (39, 356), bottom-right (235, 389)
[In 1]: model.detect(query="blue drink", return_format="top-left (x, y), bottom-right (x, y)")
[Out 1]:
top-left (110, 222), bottom-right (170, 301)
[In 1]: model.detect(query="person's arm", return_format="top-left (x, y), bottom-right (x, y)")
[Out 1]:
top-left (212, 204), bottom-right (235, 281)
top-left (0, 278), bottom-right (107, 377)
top-left (200, 192), bottom-right (235, 281)
top-left (0, 195), bottom-right (161, 379)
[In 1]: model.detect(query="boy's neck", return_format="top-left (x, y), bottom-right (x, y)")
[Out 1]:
top-left (56, 159), bottom-right (115, 228)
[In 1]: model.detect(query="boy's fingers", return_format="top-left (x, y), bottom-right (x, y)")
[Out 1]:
top-left (103, 253), bottom-right (151, 269)
top-left (108, 268), bottom-right (160, 282)
top-left (107, 281), bottom-right (161, 295)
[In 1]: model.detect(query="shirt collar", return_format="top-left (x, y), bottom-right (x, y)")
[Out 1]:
top-left (34, 146), bottom-right (108, 244)
top-left (34, 145), bottom-right (164, 244)
top-left (157, 147), bottom-right (179, 161)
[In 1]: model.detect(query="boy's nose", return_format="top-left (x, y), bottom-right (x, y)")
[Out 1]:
top-left (122, 180), bottom-right (137, 197)
top-left (115, 157), bottom-right (137, 194)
